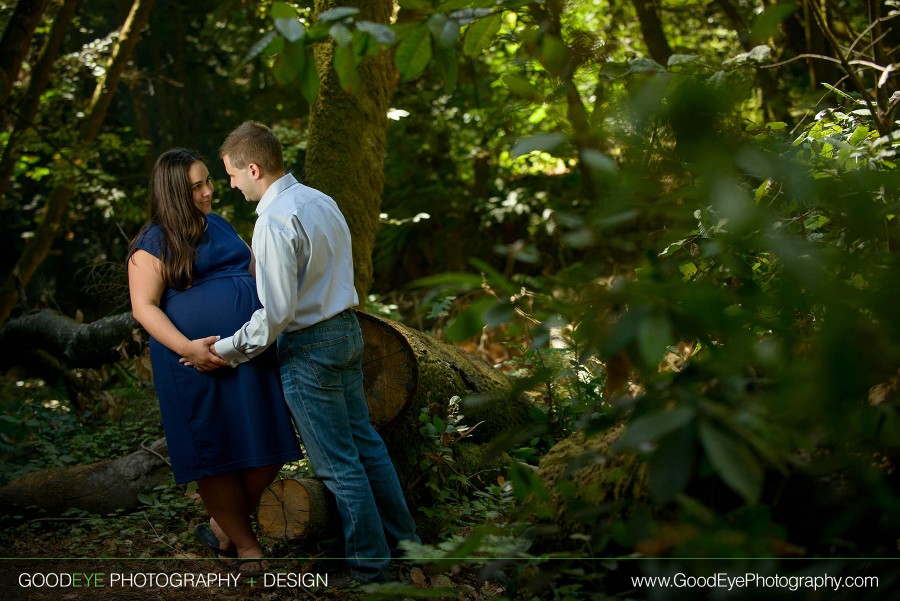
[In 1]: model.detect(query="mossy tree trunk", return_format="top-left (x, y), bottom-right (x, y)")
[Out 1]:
top-left (306, 0), bottom-right (395, 303)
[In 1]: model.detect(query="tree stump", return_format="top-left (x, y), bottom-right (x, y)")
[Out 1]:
top-left (256, 477), bottom-right (334, 542)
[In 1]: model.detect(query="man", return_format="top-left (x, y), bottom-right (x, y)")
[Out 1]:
top-left (201, 121), bottom-right (418, 583)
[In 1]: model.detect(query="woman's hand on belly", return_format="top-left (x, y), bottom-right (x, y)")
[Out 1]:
top-left (179, 336), bottom-right (229, 372)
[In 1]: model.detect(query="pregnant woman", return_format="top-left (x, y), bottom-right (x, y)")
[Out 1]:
top-left (127, 148), bottom-right (301, 572)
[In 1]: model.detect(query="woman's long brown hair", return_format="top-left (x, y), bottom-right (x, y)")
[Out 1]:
top-left (127, 148), bottom-right (207, 290)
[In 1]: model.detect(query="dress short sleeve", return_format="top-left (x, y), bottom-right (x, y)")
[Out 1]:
top-left (133, 224), bottom-right (165, 259)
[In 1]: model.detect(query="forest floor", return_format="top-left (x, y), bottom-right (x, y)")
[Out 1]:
top-left (0, 372), bottom-right (511, 601)
top-left (1, 480), bottom-right (509, 601)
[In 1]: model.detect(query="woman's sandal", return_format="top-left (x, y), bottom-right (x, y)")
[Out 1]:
top-left (236, 558), bottom-right (271, 577)
top-left (193, 523), bottom-right (238, 570)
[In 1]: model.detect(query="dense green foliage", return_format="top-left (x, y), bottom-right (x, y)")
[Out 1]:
top-left (2, 0), bottom-right (900, 598)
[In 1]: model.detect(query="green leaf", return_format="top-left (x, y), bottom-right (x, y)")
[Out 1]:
top-left (318, 7), bottom-right (360, 22)
top-left (334, 43), bottom-right (360, 93)
top-left (463, 13), bottom-right (502, 57)
top-left (667, 54), bottom-right (699, 67)
top-left (433, 44), bottom-right (459, 93)
top-left (511, 133), bottom-right (566, 157)
top-left (298, 47), bottom-right (319, 103)
top-left (410, 271), bottom-right (483, 291)
top-left (242, 31), bottom-right (280, 64)
top-left (273, 40), bottom-right (304, 85)
top-left (270, 1), bottom-right (297, 20)
top-left (357, 20), bottom-right (396, 45)
top-left (137, 493), bottom-right (155, 506)
top-left (483, 300), bottom-right (515, 328)
top-left (749, 2), bottom-right (798, 44)
top-left (848, 125), bottom-right (870, 146)
top-left (274, 16), bottom-right (305, 42)
top-left (648, 425), bottom-right (696, 503)
top-left (395, 26), bottom-right (432, 81)
top-left (636, 312), bottom-right (672, 369)
top-left (330, 23), bottom-right (353, 47)
top-left (698, 420), bottom-right (763, 504)
top-left (581, 149), bottom-right (617, 175)
top-left (679, 261), bottom-right (698, 279)
top-left (445, 297), bottom-right (494, 342)
top-left (803, 213), bottom-right (829, 231)
top-left (398, 0), bottom-right (429, 8)
top-left (428, 13), bottom-right (460, 48)
top-left (537, 34), bottom-right (568, 76)
top-left (822, 83), bottom-right (855, 101)
top-left (501, 73), bottom-right (541, 100)
top-left (468, 256), bottom-right (517, 296)
top-left (615, 406), bottom-right (696, 450)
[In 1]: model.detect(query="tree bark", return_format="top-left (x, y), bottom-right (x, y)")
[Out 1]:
top-left (0, 0), bottom-right (156, 328)
top-left (0, 0), bottom-right (82, 201)
top-left (630, 0), bottom-right (672, 67)
top-left (0, 0), bottom-right (51, 109)
top-left (0, 438), bottom-right (170, 518)
top-left (0, 308), bottom-right (141, 369)
top-left (306, 0), bottom-right (395, 303)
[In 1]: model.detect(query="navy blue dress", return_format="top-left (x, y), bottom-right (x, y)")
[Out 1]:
top-left (135, 213), bottom-right (301, 483)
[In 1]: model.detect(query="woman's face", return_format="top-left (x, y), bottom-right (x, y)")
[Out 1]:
top-left (188, 161), bottom-right (214, 215)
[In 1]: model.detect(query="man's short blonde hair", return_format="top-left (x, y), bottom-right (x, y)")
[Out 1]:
top-left (220, 121), bottom-right (284, 173)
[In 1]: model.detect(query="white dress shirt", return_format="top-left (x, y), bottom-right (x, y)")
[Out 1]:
top-left (214, 173), bottom-right (359, 366)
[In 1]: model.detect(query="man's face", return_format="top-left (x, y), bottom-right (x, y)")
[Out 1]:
top-left (223, 154), bottom-right (257, 201)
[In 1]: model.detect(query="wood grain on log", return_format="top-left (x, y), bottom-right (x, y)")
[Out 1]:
top-left (256, 477), bottom-right (334, 542)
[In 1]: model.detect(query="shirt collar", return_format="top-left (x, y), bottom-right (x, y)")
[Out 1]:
top-left (256, 173), bottom-right (299, 215)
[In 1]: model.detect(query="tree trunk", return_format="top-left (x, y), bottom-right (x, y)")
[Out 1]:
top-left (630, 0), bottom-right (672, 67)
top-left (0, 0), bottom-right (156, 328)
top-left (0, 0), bottom-right (51, 109)
top-left (306, 0), bottom-right (395, 303)
top-left (0, 438), bottom-right (170, 518)
top-left (0, 0), bottom-right (82, 201)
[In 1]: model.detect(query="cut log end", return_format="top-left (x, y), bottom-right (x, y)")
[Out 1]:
top-left (257, 477), bottom-right (333, 542)
top-left (358, 311), bottom-right (418, 428)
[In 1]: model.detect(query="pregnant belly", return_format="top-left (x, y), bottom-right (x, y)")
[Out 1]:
top-left (163, 275), bottom-right (262, 339)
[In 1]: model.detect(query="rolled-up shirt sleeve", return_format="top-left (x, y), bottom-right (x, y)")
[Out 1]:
top-left (214, 219), bottom-right (302, 366)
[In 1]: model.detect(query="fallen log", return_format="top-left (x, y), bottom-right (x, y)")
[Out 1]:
top-left (0, 309), bottom-right (141, 369)
top-left (358, 311), bottom-right (532, 435)
top-left (2, 311), bottom-right (532, 523)
top-left (2, 309), bottom-right (530, 435)
top-left (0, 437), bottom-right (170, 518)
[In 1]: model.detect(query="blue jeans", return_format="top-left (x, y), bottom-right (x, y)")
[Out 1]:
top-left (277, 310), bottom-right (419, 582)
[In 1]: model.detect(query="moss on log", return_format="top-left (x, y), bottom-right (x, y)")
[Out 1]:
top-left (0, 438), bottom-right (170, 518)
top-left (528, 424), bottom-right (647, 551)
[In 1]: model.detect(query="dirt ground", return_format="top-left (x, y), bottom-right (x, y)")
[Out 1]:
top-left (0, 525), bottom-right (507, 601)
